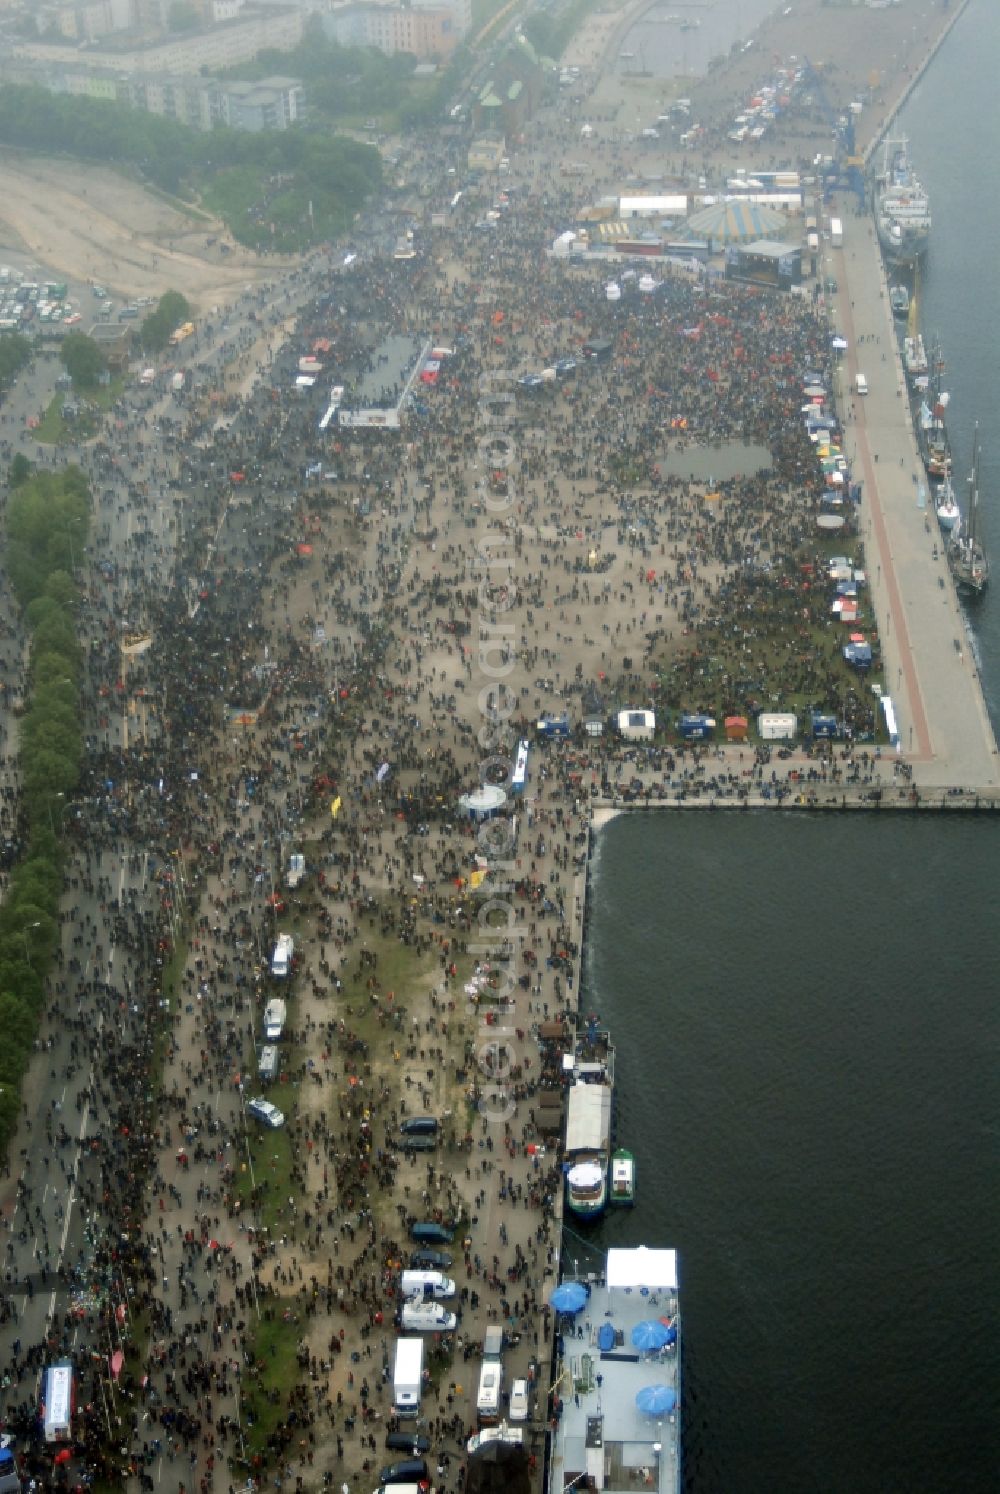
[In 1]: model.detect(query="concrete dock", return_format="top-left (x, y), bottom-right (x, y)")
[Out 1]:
top-left (821, 209), bottom-right (999, 790)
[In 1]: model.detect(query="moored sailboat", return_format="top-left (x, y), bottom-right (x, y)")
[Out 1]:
top-left (948, 425), bottom-right (990, 596)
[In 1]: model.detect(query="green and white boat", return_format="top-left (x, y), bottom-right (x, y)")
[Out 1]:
top-left (609, 1148), bottom-right (636, 1206)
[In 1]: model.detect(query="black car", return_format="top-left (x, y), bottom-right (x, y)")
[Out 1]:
top-left (399, 1115), bottom-right (438, 1137)
top-left (385, 1432), bottom-right (431, 1455)
top-left (410, 1248), bottom-right (453, 1270)
top-left (378, 1457), bottom-right (429, 1486)
top-left (395, 1134), bottom-right (436, 1153)
top-left (409, 1221), bottom-right (452, 1245)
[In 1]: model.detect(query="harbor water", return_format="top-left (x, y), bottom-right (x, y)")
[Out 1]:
top-left (583, 813), bottom-right (998, 1493)
top-left (577, 4), bottom-right (1000, 1490)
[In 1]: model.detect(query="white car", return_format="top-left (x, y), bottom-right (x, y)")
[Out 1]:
top-left (509, 1379), bottom-right (529, 1422)
top-left (247, 1097), bottom-right (285, 1129)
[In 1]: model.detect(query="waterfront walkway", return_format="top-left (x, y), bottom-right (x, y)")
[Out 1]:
top-left (825, 213), bottom-right (998, 790)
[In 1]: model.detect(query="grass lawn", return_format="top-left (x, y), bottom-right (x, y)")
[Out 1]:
top-left (239, 1305), bottom-right (305, 1462)
top-left (234, 1074), bottom-right (300, 1236)
top-left (35, 377), bottom-right (124, 444)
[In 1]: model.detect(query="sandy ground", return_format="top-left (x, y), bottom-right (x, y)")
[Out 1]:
top-left (0, 152), bottom-right (277, 308)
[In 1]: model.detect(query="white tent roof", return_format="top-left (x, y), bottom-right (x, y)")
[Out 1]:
top-left (606, 1246), bottom-right (678, 1292)
top-left (619, 194), bottom-right (688, 217)
top-left (564, 1083), bottom-right (611, 1153)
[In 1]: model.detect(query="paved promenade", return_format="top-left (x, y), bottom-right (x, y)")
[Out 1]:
top-left (825, 214), bottom-right (999, 790)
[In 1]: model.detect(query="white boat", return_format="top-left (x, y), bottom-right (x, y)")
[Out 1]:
top-left (935, 476), bottom-right (961, 534)
top-left (549, 1248), bottom-right (681, 1494)
top-left (563, 1023), bottom-right (615, 1221)
top-left (566, 1160), bottom-right (608, 1217)
top-left (874, 136), bottom-right (931, 267)
top-left (903, 334), bottom-right (928, 383)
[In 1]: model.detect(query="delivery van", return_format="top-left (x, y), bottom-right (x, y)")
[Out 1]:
top-left (263, 998), bottom-right (287, 1042)
top-left (271, 933), bottom-right (294, 978)
top-left (399, 1301), bottom-right (457, 1332)
top-left (476, 1360), bottom-right (502, 1423)
top-left (855, 373), bottom-right (868, 396)
top-left (400, 1270), bottom-right (456, 1301)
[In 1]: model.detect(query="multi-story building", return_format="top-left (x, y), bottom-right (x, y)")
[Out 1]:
top-left (322, 0), bottom-right (470, 60)
top-left (1, 56), bottom-right (303, 133)
top-left (13, 4), bottom-right (305, 74)
top-left (221, 75), bottom-right (304, 131)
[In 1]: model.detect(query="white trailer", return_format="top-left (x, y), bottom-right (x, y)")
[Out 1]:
top-left (757, 712), bottom-right (797, 741)
top-left (42, 1362), bottom-right (73, 1442)
top-left (393, 1337), bottom-right (424, 1417)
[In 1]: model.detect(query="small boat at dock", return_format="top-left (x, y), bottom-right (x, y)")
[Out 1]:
top-left (890, 285), bottom-right (910, 318)
top-left (610, 1148), bottom-right (636, 1206)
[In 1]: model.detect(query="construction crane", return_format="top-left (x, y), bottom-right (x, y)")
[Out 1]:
top-left (802, 56), bottom-right (866, 208)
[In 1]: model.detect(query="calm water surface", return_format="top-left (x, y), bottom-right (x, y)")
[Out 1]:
top-left (583, 813), bottom-right (999, 1492)
top-left (574, 13), bottom-right (1000, 1491)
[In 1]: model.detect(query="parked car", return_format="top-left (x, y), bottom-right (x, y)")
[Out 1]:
top-left (385, 1433), bottom-right (431, 1455)
top-left (509, 1378), bottom-right (530, 1422)
top-left (378, 1458), bottom-right (429, 1486)
top-left (409, 1221), bottom-right (452, 1245)
top-left (409, 1248), bottom-right (453, 1270)
top-left (396, 1134), bottom-right (436, 1153)
top-left (247, 1098), bottom-right (285, 1129)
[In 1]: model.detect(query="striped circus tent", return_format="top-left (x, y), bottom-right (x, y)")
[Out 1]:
top-left (685, 200), bottom-right (789, 244)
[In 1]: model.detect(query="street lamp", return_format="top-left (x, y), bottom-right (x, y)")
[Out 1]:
top-left (22, 921), bottom-right (42, 968)
top-left (47, 792), bottom-right (65, 836)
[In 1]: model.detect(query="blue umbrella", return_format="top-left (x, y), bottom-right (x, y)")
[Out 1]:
top-left (549, 1281), bottom-right (588, 1314)
top-left (630, 1319), bottom-right (670, 1351)
top-left (635, 1385), bottom-right (677, 1416)
top-left (597, 1323), bottom-right (616, 1352)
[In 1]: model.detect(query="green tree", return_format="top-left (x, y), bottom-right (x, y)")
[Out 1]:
top-left (141, 289), bottom-right (192, 352)
top-left (8, 453), bottom-right (32, 488)
top-left (60, 332), bottom-right (106, 389)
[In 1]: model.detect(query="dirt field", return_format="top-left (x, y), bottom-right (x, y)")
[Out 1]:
top-left (0, 152), bottom-right (279, 309)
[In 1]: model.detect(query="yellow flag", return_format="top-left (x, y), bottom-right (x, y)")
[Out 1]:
top-left (330, 796), bottom-right (342, 819)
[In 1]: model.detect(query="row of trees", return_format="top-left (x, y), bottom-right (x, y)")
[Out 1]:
top-left (0, 463), bottom-right (89, 1153)
top-left (0, 84), bottom-right (382, 247)
top-left (0, 331), bottom-right (32, 391)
